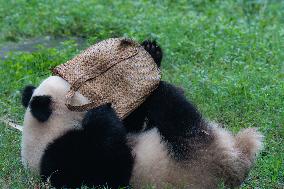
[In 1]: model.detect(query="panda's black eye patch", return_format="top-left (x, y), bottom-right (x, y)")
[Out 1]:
top-left (30, 95), bottom-right (52, 122)
top-left (22, 85), bottom-right (36, 108)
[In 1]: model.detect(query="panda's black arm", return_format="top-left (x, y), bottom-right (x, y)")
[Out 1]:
top-left (81, 104), bottom-right (134, 187)
top-left (82, 103), bottom-right (128, 142)
top-left (146, 81), bottom-right (202, 136)
top-left (145, 81), bottom-right (205, 159)
top-left (41, 104), bottom-right (133, 188)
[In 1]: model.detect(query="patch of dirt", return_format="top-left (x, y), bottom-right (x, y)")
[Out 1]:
top-left (0, 36), bottom-right (86, 59)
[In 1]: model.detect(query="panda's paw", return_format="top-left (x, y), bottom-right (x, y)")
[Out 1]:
top-left (82, 103), bottom-right (124, 132)
top-left (83, 103), bottom-right (115, 125)
top-left (141, 40), bottom-right (162, 67)
top-left (88, 103), bottom-right (113, 116)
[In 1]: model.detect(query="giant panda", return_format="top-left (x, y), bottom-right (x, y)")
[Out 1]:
top-left (21, 41), bottom-right (263, 188)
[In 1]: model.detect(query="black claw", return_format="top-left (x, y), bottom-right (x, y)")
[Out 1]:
top-left (141, 40), bottom-right (163, 67)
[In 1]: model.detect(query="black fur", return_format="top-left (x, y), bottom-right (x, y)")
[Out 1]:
top-left (125, 81), bottom-right (207, 160)
top-left (123, 101), bottom-right (148, 133)
top-left (147, 82), bottom-right (212, 160)
top-left (21, 85), bottom-right (36, 108)
top-left (30, 95), bottom-right (52, 122)
top-left (141, 40), bottom-right (163, 67)
top-left (40, 104), bottom-right (133, 188)
top-left (146, 81), bottom-right (202, 137)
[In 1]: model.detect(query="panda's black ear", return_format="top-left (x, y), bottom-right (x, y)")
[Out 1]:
top-left (22, 85), bottom-right (36, 108)
top-left (30, 95), bottom-right (52, 122)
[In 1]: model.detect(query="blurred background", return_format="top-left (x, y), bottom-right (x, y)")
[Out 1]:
top-left (0, 0), bottom-right (283, 188)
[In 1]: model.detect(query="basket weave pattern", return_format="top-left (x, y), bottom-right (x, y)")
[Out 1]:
top-left (52, 38), bottom-right (161, 118)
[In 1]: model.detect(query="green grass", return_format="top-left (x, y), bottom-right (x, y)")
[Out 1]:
top-left (0, 0), bottom-right (283, 188)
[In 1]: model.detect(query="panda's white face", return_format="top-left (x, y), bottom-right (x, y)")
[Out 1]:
top-left (21, 76), bottom-right (88, 172)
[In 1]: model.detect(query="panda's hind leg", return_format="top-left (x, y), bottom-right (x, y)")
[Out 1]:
top-left (141, 40), bottom-right (163, 67)
top-left (202, 125), bottom-right (263, 188)
top-left (145, 81), bottom-right (208, 161)
top-left (123, 40), bottom-right (162, 133)
top-left (235, 128), bottom-right (263, 162)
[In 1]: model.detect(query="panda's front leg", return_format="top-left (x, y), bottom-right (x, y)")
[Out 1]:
top-left (81, 103), bottom-right (134, 187)
top-left (40, 104), bottom-right (133, 188)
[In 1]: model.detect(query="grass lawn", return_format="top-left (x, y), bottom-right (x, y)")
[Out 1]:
top-left (0, 0), bottom-right (283, 188)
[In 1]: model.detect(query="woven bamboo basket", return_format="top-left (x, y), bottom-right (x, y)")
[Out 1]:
top-left (52, 38), bottom-right (161, 118)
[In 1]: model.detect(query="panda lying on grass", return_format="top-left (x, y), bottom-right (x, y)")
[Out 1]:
top-left (21, 41), bottom-right (263, 188)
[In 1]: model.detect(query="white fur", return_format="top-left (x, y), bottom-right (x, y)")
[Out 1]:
top-left (21, 76), bottom-right (88, 172)
top-left (129, 123), bottom-right (263, 189)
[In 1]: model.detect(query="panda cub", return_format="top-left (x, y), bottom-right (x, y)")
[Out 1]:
top-left (21, 41), bottom-right (263, 188)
